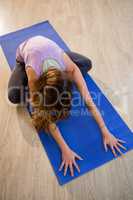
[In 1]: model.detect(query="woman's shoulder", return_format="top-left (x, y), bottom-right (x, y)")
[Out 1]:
top-left (62, 52), bottom-right (76, 73)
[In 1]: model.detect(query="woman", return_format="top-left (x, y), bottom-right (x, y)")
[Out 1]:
top-left (8, 35), bottom-right (126, 177)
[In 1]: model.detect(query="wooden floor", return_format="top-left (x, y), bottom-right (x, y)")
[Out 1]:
top-left (0, 0), bottom-right (133, 199)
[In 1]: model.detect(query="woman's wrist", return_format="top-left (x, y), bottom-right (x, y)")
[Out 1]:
top-left (60, 143), bottom-right (70, 153)
top-left (101, 125), bottom-right (109, 136)
top-left (99, 124), bottom-right (108, 135)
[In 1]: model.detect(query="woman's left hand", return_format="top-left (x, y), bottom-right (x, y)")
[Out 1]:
top-left (101, 127), bottom-right (127, 157)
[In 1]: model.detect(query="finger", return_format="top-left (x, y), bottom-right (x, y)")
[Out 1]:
top-left (117, 142), bottom-right (127, 151)
top-left (104, 141), bottom-right (108, 152)
top-left (69, 163), bottom-right (74, 177)
top-left (117, 139), bottom-right (126, 144)
top-left (111, 145), bottom-right (117, 157)
top-left (64, 163), bottom-right (68, 176)
top-left (114, 145), bottom-right (123, 156)
top-left (75, 153), bottom-right (83, 160)
top-left (59, 160), bottom-right (65, 171)
top-left (73, 160), bottom-right (80, 173)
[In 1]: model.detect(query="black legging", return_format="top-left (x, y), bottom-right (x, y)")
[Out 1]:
top-left (8, 51), bottom-right (92, 104)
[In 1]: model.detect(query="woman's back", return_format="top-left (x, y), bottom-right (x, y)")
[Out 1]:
top-left (16, 35), bottom-right (66, 77)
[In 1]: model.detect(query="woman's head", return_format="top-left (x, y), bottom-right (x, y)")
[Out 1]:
top-left (31, 67), bottom-right (73, 133)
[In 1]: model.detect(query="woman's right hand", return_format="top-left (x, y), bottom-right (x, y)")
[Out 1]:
top-left (59, 148), bottom-right (83, 177)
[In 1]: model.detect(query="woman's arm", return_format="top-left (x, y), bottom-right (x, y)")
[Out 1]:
top-left (63, 53), bottom-right (126, 156)
top-left (26, 66), bottom-right (83, 176)
top-left (48, 123), bottom-right (70, 151)
top-left (63, 53), bottom-right (106, 132)
top-left (26, 67), bottom-right (70, 151)
top-left (72, 66), bottom-right (107, 131)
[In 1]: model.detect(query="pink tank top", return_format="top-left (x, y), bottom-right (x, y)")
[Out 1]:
top-left (16, 35), bottom-right (66, 77)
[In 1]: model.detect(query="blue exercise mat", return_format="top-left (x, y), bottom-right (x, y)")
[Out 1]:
top-left (0, 20), bottom-right (133, 186)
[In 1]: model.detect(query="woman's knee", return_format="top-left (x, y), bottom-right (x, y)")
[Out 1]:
top-left (8, 87), bottom-right (21, 104)
top-left (65, 51), bottom-right (93, 71)
top-left (87, 58), bottom-right (93, 71)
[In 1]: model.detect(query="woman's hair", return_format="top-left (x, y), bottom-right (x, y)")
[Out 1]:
top-left (31, 67), bottom-right (73, 133)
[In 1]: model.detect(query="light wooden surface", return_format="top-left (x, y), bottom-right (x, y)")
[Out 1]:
top-left (0, 0), bottom-right (133, 199)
